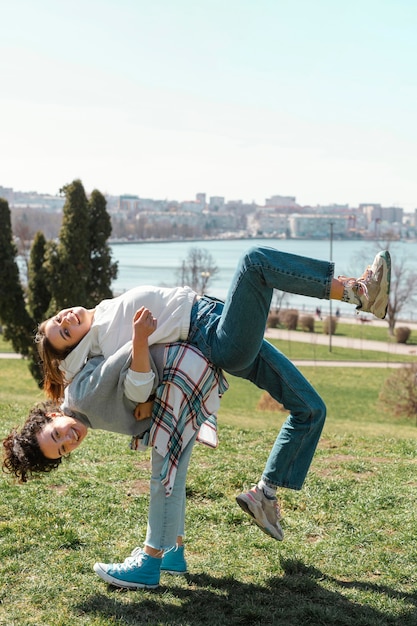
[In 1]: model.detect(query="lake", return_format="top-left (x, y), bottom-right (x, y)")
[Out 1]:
top-left (110, 238), bottom-right (417, 320)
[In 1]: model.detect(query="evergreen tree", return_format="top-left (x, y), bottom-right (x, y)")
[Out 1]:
top-left (86, 189), bottom-right (118, 306)
top-left (27, 231), bottom-right (51, 322)
top-left (44, 179), bottom-right (91, 311)
top-left (0, 182), bottom-right (117, 386)
top-left (0, 197), bottom-right (34, 355)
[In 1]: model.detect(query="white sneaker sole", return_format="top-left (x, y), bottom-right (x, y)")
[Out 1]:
top-left (160, 567), bottom-right (188, 575)
top-left (93, 562), bottom-right (159, 590)
top-left (370, 251), bottom-right (391, 319)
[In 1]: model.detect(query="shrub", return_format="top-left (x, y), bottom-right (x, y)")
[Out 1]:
top-left (378, 363), bottom-right (417, 424)
top-left (323, 316), bottom-right (337, 335)
top-left (279, 309), bottom-right (299, 330)
top-left (395, 326), bottom-right (411, 344)
top-left (257, 392), bottom-right (287, 412)
top-left (266, 312), bottom-right (280, 328)
top-left (300, 315), bottom-right (315, 332)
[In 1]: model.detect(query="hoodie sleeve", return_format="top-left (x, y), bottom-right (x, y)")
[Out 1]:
top-left (62, 341), bottom-right (157, 436)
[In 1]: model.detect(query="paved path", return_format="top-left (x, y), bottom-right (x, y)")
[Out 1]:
top-left (2, 315), bottom-right (416, 368)
top-left (263, 315), bottom-right (416, 368)
top-left (264, 313), bottom-right (417, 360)
top-left (290, 360), bottom-right (406, 368)
top-left (0, 350), bottom-right (407, 368)
top-left (265, 328), bottom-right (417, 357)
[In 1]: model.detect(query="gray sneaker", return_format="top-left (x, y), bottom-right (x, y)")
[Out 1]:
top-left (339, 250), bottom-right (391, 319)
top-left (236, 485), bottom-right (284, 541)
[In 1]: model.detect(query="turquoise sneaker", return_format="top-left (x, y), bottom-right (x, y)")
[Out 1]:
top-left (93, 548), bottom-right (161, 590)
top-left (161, 545), bottom-right (188, 575)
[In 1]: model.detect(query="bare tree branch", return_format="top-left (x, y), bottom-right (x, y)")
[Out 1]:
top-left (177, 247), bottom-right (219, 295)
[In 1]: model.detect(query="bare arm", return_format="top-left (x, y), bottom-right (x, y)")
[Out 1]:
top-left (130, 306), bottom-right (158, 373)
top-left (124, 307), bottom-right (158, 406)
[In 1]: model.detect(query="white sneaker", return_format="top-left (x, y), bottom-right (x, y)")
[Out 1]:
top-left (236, 485), bottom-right (284, 541)
top-left (339, 250), bottom-right (391, 319)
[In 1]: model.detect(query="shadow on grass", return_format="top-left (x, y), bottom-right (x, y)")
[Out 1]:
top-left (75, 559), bottom-right (417, 626)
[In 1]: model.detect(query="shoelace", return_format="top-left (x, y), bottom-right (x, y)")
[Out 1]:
top-left (263, 492), bottom-right (282, 520)
top-left (163, 545), bottom-right (178, 556)
top-left (339, 268), bottom-right (373, 300)
top-left (354, 278), bottom-right (369, 299)
top-left (122, 547), bottom-right (145, 567)
top-left (356, 265), bottom-right (377, 297)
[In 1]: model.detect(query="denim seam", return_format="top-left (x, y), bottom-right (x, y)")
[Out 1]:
top-left (248, 258), bottom-right (333, 300)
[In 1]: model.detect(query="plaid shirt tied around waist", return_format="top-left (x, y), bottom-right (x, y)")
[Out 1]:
top-left (130, 342), bottom-right (228, 495)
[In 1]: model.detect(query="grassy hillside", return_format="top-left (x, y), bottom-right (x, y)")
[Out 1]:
top-left (1, 353), bottom-right (416, 624)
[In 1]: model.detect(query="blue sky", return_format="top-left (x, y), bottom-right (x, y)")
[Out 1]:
top-left (2, 0), bottom-right (417, 208)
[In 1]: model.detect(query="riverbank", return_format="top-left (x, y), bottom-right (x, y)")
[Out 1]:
top-left (265, 325), bottom-right (417, 357)
top-left (2, 314), bottom-right (415, 362)
top-left (110, 238), bottom-right (417, 321)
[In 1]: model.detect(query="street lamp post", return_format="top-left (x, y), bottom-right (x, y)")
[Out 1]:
top-left (329, 222), bottom-right (334, 353)
top-left (200, 271), bottom-right (211, 295)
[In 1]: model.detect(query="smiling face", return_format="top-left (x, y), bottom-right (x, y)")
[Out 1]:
top-left (37, 413), bottom-right (88, 459)
top-left (44, 307), bottom-right (94, 352)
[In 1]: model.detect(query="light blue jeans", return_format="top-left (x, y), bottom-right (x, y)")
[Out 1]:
top-left (187, 246), bottom-right (334, 491)
top-left (145, 432), bottom-right (197, 550)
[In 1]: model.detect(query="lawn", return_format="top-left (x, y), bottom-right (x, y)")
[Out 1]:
top-left (314, 320), bottom-right (417, 344)
top-left (268, 337), bottom-right (417, 364)
top-left (0, 352), bottom-right (416, 625)
top-left (0, 334), bottom-right (14, 353)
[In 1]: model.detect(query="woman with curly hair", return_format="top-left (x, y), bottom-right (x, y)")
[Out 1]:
top-left (6, 246), bottom-right (391, 570)
top-left (24, 245), bottom-right (391, 548)
top-left (3, 403), bottom-right (64, 482)
top-left (3, 309), bottom-right (227, 590)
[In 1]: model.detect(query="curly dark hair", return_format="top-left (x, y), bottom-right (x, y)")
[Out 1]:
top-left (2, 403), bottom-right (63, 483)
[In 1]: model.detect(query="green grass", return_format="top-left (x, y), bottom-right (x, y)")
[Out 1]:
top-left (1, 353), bottom-right (417, 625)
top-left (0, 359), bottom-right (42, 407)
top-left (315, 320), bottom-right (417, 344)
top-left (221, 368), bottom-right (413, 435)
top-left (0, 334), bottom-right (14, 353)
top-left (267, 337), bottom-right (417, 364)
top-left (272, 319), bottom-right (417, 345)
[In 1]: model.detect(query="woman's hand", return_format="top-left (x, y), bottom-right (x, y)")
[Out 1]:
top-left (130, 307), bottom-right (157, 375)
top-left (133, 306), bottom-right (157, 341)
top-left (134, 400), bottom-right (154, 421)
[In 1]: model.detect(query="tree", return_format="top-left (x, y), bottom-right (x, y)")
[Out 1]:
top-left (374, 240), bottom-right (417, 335)
top-left (86, 189), bottom-right (118, 306)
top-left (177, 247), bottom-right (219, 295)
top-left (0, 198), bottom-right (34, 355)
top-left (0, 181), bottom-right (117, 386)
top-left (44, 179), bottom-right (91, 312)
top-left (11, 206), bottom-right (62, 241)
top-left (379, 363), bottom-right (417, 426)
top-left (271, 289), bottom-right (291, 315)
top-left (13, 217), bottom-right (34, 283)
top-left (385, 254), bottom-right (417, 335)
top-left (354, 239), bottom-right (417, 335)
top-left (27, 231), bottom-right (51, 322)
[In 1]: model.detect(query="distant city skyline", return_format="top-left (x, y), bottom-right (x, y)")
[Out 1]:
top-left (3, 184), bottom-right (412, 212)
top-left (2, 1), bottom-right (417, 209)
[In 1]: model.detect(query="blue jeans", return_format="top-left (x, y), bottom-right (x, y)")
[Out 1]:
top-left (145, 432), bottom-right (197, 550)
top-left (187, 246), bottom-right (333, 490)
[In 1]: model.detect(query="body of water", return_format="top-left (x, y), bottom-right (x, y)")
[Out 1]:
top-left (110, 238), bottom-right (417, 320)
